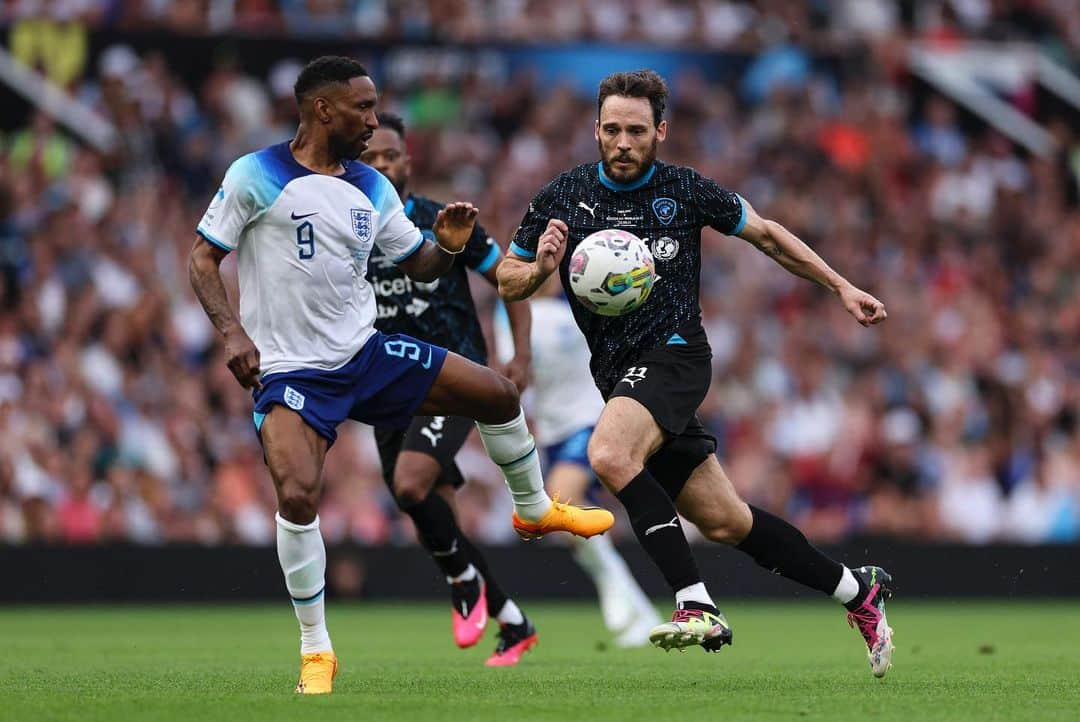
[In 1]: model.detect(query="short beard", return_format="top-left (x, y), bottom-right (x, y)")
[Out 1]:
top-left (329, 133), bottom-right (363, 162)
top-left (599, 136), bottom-right (658, 184)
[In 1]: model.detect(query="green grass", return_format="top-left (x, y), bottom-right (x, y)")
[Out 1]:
top-left (2, 601), bottom-right (1078, 722)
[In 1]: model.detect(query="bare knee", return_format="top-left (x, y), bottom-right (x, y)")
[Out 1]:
top-left (393, 479), bottom-right (428, 508)
top-left (277, 477), bottom-right (320, 525)
top-left (391, 455), bottom-right (440, 508)
top-left (486, 372), bottom-right (520, 423)
top-left (588, 438), bottom-right (642, 492)
top-left (262, 408), bottom-right (327, 526)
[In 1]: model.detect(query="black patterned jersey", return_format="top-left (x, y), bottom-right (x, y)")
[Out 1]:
top-left (368, 193), bottom-right (499, 364)
top-left (509, 161), bottom-right (746, 395)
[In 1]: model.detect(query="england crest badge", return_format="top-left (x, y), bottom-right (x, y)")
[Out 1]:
top-left (351, 208), bottom-right (372, 243)
top-left (283, 386), bottom-right (306, 411)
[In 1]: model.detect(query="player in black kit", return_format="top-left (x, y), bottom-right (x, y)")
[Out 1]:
top-left (361, 113), bottom-right (538, 666)
top-left (498, 71), bottom-right (896, 677)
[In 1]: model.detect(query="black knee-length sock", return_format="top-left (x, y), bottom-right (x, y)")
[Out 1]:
top-left (400, 491), bottom-right (470, 579)
top-left (615, 468), bottom-right (701, 593)
top-left (735, 505), bottom-right (848, 596)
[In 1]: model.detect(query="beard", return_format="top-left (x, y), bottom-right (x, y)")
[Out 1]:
top-left (599, 136), bottom-right (658, 184)
top-left (330, 131), bottom-right (369, 162)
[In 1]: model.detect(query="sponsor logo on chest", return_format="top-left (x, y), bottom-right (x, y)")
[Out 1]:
top-left (604, 207), bottom-right (645, 227)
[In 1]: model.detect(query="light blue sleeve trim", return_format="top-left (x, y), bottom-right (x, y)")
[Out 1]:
top-left (391, 232), bottom-right (427, 264)
top-left (253, 411), bottom-right (266, 431)
top-left (196, 227), bottom-right (234, 253)
top-left (509, 241), bottom-right (536, 260)
top-left (730, 194), bottom-right (748, 236)
top-left (472, 243), bottom-right (500, 273)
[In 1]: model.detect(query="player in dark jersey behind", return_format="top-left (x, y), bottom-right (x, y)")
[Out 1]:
top-left (498, 70), bottom-right (896, 677)
top-left (361, 113), bottom-right (538, 666)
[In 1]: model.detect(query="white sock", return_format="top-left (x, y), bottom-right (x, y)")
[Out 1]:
top-left (573, 535), bottom-right (656, 616)
top-left (832, 566), bottom-right (861, 605)
top-left (675, 582), bottom-right (716, 609)
top-left (476, 409), bottom-right (552, 522)
top-left (447, 564), bottom-right (478, 584)
top-left (572, 534), bottom-right (631, 587)
top-left (276, 512), bottom-right (333, 654)
top-left (496, 599), bottom-right (525, 626)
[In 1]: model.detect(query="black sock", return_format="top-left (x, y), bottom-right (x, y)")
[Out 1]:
top-left (844, 574), bottom-right (871, 612)
top-left (735, 505), bottom-right (845, 596)
top-left (400, 491), bottom-right (470, 578)
top-left (615, 468), bottom-right (701, 593)
top-left (456, 534), bottom-right (510, 617)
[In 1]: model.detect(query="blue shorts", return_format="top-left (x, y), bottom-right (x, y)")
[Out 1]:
top-left (543, 426), bottom-right (593, 471)
top-left (252, 331), bottom-right (448, 446)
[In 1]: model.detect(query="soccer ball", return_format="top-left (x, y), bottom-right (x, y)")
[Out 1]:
top-left (567, 229), bottom-right (656, 316)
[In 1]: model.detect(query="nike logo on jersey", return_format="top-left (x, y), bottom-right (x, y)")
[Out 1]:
top-left (577, 201), bottom-right (597, 218)
top-left (290, 211), bottom-right (319, 220)
top-left (421, 347), bottom-right (433, 369)
top-left (644, 516), bottom-right (679, 536)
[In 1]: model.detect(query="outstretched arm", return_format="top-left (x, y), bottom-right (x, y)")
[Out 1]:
top-left (188, 236), bottom-right (262, 388)
top-left (497, 218), bottom-right (568, 301)
top-left (736, 198), bottom-right (887, 326)
top-left (397, 202), bottom-right (479, 282)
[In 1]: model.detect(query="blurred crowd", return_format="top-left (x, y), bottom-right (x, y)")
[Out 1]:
top-left (3, 0), bottom-right (1080, 50)
top-left (0, 1), bottom-right (1077, 547)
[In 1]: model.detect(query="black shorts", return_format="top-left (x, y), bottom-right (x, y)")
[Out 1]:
top-left (607, 327), bottom-right (718, 500)
top-left (374, 415), bottom-right (474, 491)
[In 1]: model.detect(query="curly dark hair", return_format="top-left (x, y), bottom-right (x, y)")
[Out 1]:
top-left (294, 56), bottom-right (369, 104)
top-left (597, 70), bottom-right (668, 127)
top-left (375, 112), bottom-right (406, 139)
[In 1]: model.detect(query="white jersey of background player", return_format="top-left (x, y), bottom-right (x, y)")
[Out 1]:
top-left (496, 274), bottom-right (660, 646)
top-left (496, 290), bottom-right (604, 444)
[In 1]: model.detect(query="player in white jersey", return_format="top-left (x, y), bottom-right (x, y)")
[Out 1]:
top-left (188, 56), bottom-right (614, 694)
top-left (496, 274), bottom-right (661, 646)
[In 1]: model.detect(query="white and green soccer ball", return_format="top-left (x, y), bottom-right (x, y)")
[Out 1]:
top-left (568, 228), bottom-right (656, 317)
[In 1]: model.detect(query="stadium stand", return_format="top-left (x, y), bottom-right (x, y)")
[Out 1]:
top-left (0, 0), bottom-right (1076, 548)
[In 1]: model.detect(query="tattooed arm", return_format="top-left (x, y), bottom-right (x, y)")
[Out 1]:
top-left (189, 235), bottom-right (262, 388)
top-left (735, 197), bottom-right (887, 327)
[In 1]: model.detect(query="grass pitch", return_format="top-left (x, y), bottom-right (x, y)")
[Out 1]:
top-left (2, 600), bottom-right (1078, 722)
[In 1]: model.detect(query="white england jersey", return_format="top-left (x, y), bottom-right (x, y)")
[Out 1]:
top-left (196, 142), bottom-right (424, 377)
top-left (495, 296), bottom-right (604, 444)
